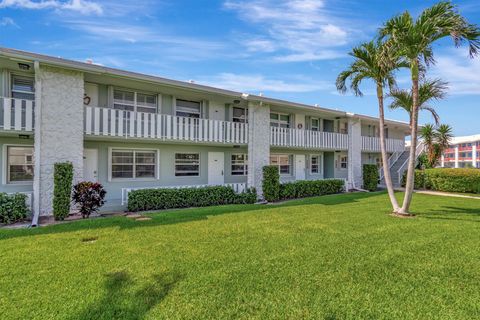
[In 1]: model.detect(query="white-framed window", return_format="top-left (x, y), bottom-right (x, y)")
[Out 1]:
top-left (113, 89), bottom-right (157, 113)
top-left (270, 113), bottom-right (290, 128)
top-left (175, 153), bottom-right (200, 176)
top-left (232, 107), bottom-right (248, 123)
top-left (270, 154), bottom-right (292, 175)
top-left (311, 118), bottom-right (320, 131)
top-left (7, 146), bottom-right (34, 183)
top-left (176, 99), bottom-right (201, 118)
top-left (111, 149), bottom-right (157, 179)
top-left (231, 154), bottom-right (248, 175)
top-left (11, 75), bottom-right (35, 100)
top-left (340, 156), bottom-right (348, 169)
top-left (310, 154), bottom-right (322, 174)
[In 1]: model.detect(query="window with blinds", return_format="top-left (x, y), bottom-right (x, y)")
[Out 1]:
top-left (11, 75), bottom-right (35, 100)
top-left (113, 89), bottom-right (157, 113)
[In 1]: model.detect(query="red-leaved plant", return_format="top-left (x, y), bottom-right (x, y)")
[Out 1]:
top-left (72, 182), bottom-right (107, 218)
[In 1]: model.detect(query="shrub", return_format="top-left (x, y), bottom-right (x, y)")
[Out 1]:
top-left (72, 182), bottom-right (107, 218)
top-left (0, 193), bottom-right (28, 224)
top-left (402, 168), bottom-right (480, 193)
top-left (401, 170), bottom-right (427, 190)
top-left (279, 179), bottom-right (345, 200)
top-left (363, 164), bottom-right (379, 192)
top-left (262, 166), bottom-right (280, 202)
top-left (53, 162), bottom-right (74, 220)
top-left (127, 186), bottom-right (257, 212)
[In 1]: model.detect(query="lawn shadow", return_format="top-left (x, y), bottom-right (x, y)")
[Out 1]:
top-left (69, 270), bottom-right (181, 320)
top-left (0, 191), bottom-right (381, 241)
top-left (417, 205), bottom-right (480, 223)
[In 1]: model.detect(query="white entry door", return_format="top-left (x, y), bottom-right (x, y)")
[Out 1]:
top-left (208, 152), bottom-right (225, 185)
top-left (83, 149), bottom-right (98, 182)
top-left (295, 154), bottom-right (306, 180)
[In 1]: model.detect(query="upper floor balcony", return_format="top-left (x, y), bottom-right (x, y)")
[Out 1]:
top-left (0, 97), bottom-right (35, 133)
top-left (270, 126), bottom-right (349, 150)
top-left (84, 106), bottom-right (248, 144)
top-left (361, 136), bottom-right (405, 153)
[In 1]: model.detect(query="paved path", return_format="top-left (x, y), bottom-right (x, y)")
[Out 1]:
top-left (415, 190), bottom-right (480, 200)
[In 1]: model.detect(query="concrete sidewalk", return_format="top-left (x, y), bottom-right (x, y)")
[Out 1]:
top-left (414, 190), bottom-right (480, 200)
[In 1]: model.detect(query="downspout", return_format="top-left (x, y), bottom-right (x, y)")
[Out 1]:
top-left (31, 61), bottom-right (41, 227)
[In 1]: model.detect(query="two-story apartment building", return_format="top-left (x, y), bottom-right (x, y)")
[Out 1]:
top-left (441, 134), bottom-right (480, 168)
top-left (0, 47), bottom-right (410, 219)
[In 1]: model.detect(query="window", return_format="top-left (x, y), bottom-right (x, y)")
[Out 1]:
top-left (111, 149), bottom-right (156, 179)
top-left (310, 154), bottom-right (322, 174)
top-left (11, 75), bottom-right (35, 100)
top-left (233, 107), bottom-right (248, 123)
top-left (7, 146), bottom-right (34, 183)
top-left (270, 113), bottom-right (290, 128)
top-left (340, 156), bottom-right (348, 169)
top-left (175, 153), bottom-right (200, 176)
top-left (113, 89), bottom-right (157, 113)
top-left (311, 118), bottom-right (320, 131)
top-left (231, 154), bottom-right (248, 175)
top-left (270, 154), bottom-right (292, 175)
top-left (339, 122), bottom-right (348, 134)
top-left (176, 99), bottom-right (201, 118)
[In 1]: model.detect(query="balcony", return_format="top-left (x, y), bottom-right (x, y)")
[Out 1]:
top-left (361, 136), bottom-right (405, 153)
top-left (84, 106), bottom-right (248, 144)
top-left (270, 127), bottom-right (349, 150)
top-left (0, 97), bottom-right (34, 132)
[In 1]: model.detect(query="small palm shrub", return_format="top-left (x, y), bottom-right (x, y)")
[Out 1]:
top-left (72, 182), bottom-right (107, 218)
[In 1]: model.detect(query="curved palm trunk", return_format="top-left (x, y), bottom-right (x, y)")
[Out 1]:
top-left (399, 60), bottom-right (420, 215)
top-left (377, 85), bottom-right (400, 212)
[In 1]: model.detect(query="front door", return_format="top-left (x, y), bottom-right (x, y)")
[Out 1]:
top-left (83, 149), bottom-right (98, 182)
top-left (208, 152), bottom-right (224, 185)
top-left (295, 154), bottom-right (306, 180)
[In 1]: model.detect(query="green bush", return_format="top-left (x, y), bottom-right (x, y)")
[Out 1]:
top-left (53, 162), bottom-right (74, 220)
top-left (0, 193), bottom-right (28, 224)
top-left (127, 186), bottom-right (257, 212)
top-left (262, 166), bottom-right (280, 202)
top-left (402, 168), bottom-right (480, 193)
top-left (279, 179), bottom-right (345, 200)
top-left (363, 164), bottom-right (379, 192)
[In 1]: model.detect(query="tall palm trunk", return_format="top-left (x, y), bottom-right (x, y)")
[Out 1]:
top-left (399, 59), bottom-right (420, 214)
top-left (377, 85), bottom-right (400, 212)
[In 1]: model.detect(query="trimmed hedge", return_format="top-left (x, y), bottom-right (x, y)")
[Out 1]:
top-left (363, 164), bottom-right (379, 192)
top-left (0, 193), bottom-right (28, 224)
top-left (53, 162), bottom-right (74, 220)
top-left (402, 168), bottom-right (480, 193)
top-left (279, 179), bottom-right (345, 200)
top-left (262, 166), bottom-right (280, 202)
top-left (127, 186), bottom-right (257, 212)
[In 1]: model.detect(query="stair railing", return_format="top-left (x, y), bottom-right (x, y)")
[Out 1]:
top-left (379, 150), bottom-right (404, 182)
top-left (396, 142), bottom-right (425, 182)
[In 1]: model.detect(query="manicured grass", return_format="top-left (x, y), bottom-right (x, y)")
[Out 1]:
top-left (1, 192), bottom-right (480, 319)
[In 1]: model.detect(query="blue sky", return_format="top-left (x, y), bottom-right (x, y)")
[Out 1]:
top-left (0, 0), bottom-right (479, 135)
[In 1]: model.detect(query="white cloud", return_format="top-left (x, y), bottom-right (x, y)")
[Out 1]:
top-left (0, 16), bottom-right (19, 27)
top-left (197, 73), bottom-right (332, 93)
top-left (224, 0), bottom-right (355, 62)
top-left (431, 51), bottom-right (480, 95)
top-left (0, 0), bottom-right (102, 15)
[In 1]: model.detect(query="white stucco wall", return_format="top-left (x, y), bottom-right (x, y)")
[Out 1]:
top-left (347, 118), bottom-right (362, 189)
top-left (34, 65), bottom-right (84, 216)
top-left (247, 102), bottom-right (270, 198)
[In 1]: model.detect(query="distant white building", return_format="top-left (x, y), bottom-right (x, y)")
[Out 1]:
top-left (441, 135), bottom-right (480, 168)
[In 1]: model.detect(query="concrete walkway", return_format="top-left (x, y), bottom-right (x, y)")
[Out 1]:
top-left (415, 190), bottom-right (480, 200)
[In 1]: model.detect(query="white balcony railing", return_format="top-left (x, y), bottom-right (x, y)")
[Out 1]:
top-left (0, 97), bottom-right (34, 132)
top-left (84, 106), bottom-right (248, 144)
top-left (270, 127), bottom-right (349, 150)
top-left (361, 136), bottom-right (405, 153)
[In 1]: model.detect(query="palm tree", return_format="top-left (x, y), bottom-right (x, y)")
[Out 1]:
top-left (336, 40), bottom-right (406, 212)
top-left (420, 123), bottom-right (453, 167)
top-left (380, 1), bottom-right (480, 215)
top-left (420, 124), bottom-right (436, 167)
top-left (389, 79), bottom-right (447, 126)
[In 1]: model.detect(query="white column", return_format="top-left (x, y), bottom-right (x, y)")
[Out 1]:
top-left (33, 65), bottom-right (84, 217)
top-left (454, 145), bottom-right (459, 168)
top-left (247, 101), bottom-right (270, 199)
top-left (347, 116), bottom-right (362, 190)
top-left (472, 145), bottom-right (477, 167)
top-left (441, 155), bottom-right (445, 167)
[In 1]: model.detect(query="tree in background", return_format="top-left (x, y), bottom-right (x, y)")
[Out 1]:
top-left (420, 123), bottom-right (453, 168)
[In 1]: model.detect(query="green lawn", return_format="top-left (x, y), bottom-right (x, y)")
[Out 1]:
top-left (1, 192), bottom-right (480, 319)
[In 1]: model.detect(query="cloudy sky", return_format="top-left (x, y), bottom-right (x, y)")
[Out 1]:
top-left (0, 0), bottom-right (479, 135)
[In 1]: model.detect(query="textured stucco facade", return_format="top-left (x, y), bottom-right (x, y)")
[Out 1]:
top-left (34, 65), bottom-right (84, 216)
top-left (347, 118), bottom-right (362, 190)
top-left (247, 102), bottom-right (270, 198)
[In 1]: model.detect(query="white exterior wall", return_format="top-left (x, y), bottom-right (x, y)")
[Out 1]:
top-left (347, 118), bottom-right (362, 190)
top-left (34, 65), bottom-right (84, 216)
top-left (247, 102), bottom-right (270, 199)
top-left (454, 146), bottom-right (459, 168)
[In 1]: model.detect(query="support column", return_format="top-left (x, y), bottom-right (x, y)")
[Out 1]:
top-left (33, 65), bottom-right (84, 217)
top-left (472, 145), bottom-right (477, 167)
top-left (347, 116), bottom-right (362, 190)
top-left (441, 155), bottom-right (445, 167)
top-left (454, 145), bottom-right (459, 168)
top-left (247, 101), bottom-right (270, 199)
